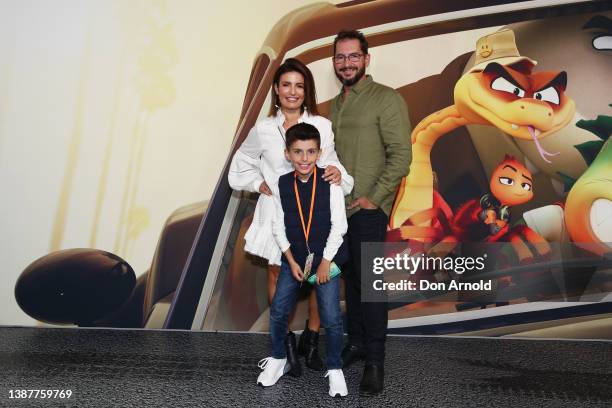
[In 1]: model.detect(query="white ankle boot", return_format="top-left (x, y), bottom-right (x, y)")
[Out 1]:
top-left (325, 369), bottom-right (348, 397)
top-left (257, 357), bottom-right (288, 386)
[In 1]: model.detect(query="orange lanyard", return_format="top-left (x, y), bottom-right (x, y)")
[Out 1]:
top-left (294, 167), bottom-right (317, 253)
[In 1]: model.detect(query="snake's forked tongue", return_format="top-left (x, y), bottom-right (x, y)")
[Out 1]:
top-left (528, 125), bottom-right (559, 163)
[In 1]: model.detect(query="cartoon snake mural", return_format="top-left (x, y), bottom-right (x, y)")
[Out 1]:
top-left (390, 29), bottom-right (576, 233)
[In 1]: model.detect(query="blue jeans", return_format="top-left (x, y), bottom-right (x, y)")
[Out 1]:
top-left (270, 261), bottom-right (343, 369)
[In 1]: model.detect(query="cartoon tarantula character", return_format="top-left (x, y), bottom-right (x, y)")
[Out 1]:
top-left (434, 155), bottom-right (551, 263)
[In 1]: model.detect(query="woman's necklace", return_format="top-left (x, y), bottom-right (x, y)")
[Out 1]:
top-left (282, 109), bottom-right (300, 131)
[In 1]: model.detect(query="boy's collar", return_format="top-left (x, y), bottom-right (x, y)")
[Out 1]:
top-left (295, 170), bottom-right (314, 183)
top-left (294, 166), bottom-right (319, 183)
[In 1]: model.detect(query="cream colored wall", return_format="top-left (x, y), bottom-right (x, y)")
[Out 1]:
top-left (3, 1), bottom-right (601, 327)
top-left (0, 0), bottom-right (337, 326)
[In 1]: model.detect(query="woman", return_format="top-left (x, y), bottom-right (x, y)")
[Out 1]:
top-left (228, 58), bottom-right (353, 373)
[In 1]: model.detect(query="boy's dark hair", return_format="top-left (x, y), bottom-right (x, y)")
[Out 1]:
top-left (285, 123), bottom-right (320, 150)
top-left (333, 30), bottom-right (368, 56)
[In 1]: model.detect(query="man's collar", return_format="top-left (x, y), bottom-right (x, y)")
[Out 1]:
top-left (342, 74), bottom-right (373, 96)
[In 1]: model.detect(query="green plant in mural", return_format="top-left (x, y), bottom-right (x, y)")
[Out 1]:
top-left (558, 104), bottom-right (612, 192)
top-left (115, 0), bottom-right (178, 257)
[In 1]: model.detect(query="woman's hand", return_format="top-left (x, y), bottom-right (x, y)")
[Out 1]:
top-left (323, 165), bottom-right (341, 185)
top-left (259, 181), bottom-right (273, 196)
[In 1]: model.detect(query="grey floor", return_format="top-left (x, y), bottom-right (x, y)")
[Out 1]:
top-left (1, 327), bottom-right (611, 407)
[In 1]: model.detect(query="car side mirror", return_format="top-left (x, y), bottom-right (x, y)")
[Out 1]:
top-left (15, 249), bottom-right (136, 326)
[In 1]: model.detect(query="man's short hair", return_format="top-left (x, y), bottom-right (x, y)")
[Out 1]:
top-left (333, 30), bottom-right (368, 55)
top-left (285, 123), bottom-right (321, 150)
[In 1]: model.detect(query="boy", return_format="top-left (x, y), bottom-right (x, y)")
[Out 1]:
top-left (256, 123), bottom-right (351, 398)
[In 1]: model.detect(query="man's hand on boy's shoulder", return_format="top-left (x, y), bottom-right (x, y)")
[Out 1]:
top-left (289, 261), bottom-right (304, 282)
top-left (316, 258), bottom-right (331, 285)
top-left (322, 165), bottom-right (341, 185)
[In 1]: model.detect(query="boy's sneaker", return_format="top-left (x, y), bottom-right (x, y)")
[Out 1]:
top-left (325, 369), bottom-right (348, 397)
top-left (257, 357), bottom-right (289, 386)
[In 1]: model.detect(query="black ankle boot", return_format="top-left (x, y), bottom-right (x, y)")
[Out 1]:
top-left (285, 332), bottom-right (302, 377)
top-left (297, 321), bottom-right (309, 356)
top-left (359, 363), bottom-right (384, 396)
top-left (297, 321), bottom-right (325, 371)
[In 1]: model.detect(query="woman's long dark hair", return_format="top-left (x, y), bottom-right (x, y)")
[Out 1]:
top-left (268, 58), bottom-right (319, 117)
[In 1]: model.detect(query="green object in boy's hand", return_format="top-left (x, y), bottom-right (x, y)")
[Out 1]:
top-left (307, 262), bottom-right (341, 285)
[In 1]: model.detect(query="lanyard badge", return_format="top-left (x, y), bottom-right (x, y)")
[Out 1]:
top-left (294, 167), bottom-right (317, 283)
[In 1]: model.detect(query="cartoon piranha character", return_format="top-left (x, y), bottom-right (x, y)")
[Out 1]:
top-left (565, 131), bottom-right (611, 256)
top-left (438, 155), bottom-right (551, 262)
top-left (391, 29), bottom-right (576, 230)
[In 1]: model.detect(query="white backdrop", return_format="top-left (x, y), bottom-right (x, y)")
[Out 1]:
top-left (0, 0), bottom-right (340, 326)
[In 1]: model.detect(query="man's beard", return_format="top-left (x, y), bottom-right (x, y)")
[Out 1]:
top-left (335, 65), bottom-right (365, 87)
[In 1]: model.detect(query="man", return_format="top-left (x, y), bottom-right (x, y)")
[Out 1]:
top-left (329, 30), bottom-right (412, 396)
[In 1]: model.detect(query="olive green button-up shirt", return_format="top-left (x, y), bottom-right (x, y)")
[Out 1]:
top-left (330, 75), bottom-right (412, 218)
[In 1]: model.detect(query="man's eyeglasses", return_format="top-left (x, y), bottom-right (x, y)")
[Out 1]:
top-left (333, 53), bottom-right (363, 64)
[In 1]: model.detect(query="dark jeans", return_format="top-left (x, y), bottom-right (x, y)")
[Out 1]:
top-left (269, 261), bottom-right (344, 369)
top-left (344, 208), bottom-right (388, 364)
